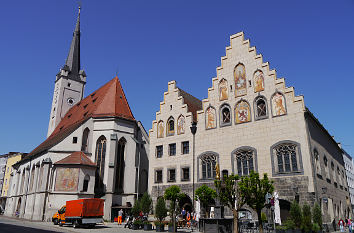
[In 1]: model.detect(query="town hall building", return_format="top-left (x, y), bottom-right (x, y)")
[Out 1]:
top-left (4, 8), bottom-right (149, 222)
top-left (148, 32), bottom-right (350, 226)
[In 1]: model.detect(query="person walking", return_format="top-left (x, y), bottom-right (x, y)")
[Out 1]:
top-left (339, 219), bottom-right (345, 232)
top-left (186, 211), bottom-right (191, 229)
top-left (118, 209), bottom-right (123, 225)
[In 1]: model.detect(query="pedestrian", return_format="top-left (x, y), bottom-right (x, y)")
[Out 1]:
top-left (186, 211), bottom-right (191, 229)
top-left (339, 219), bottom-right (345, 232)
top-left (118, 209), bottom-right (123, 225)
top-left (181, 207), bottom-right (186, 220)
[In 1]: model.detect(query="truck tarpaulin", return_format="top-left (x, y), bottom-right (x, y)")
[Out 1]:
top-left (66, 198), bottom-right (104, 218)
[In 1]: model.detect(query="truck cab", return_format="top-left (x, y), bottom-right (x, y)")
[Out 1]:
top-left (52, 205), bottom-right (65, 225)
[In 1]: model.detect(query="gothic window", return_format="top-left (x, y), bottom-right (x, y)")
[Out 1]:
top-left (115, 137), bottom-right (126, 194)
top-left (254, 96), bottom-right (268, 120)
top-left (167, 117), bottom-right (175, 136)
top-left (233, 148), bottom-right (256, 176)
top-left (82, 174), bottom-right (90, 192)
top-left (81, 128), bottom-right (90, 152)
top-left (220, 104), bottom-right (231, 127)
top-left (199, 153), bottom-right (218, 180)
top-left (94, 136), bottom-right (106, 197)
top-left (314, 149), bottom-right (321, 176)
top-left (271, 141), bottom-right (302, 175)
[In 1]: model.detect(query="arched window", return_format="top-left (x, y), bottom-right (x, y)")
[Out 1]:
top-left (220, 104), bottom-right (231, 127)
top-left (82, 174), bottom-right (90, 192)
top-left (115, 137), bottom-right (126, 193)
top-left (324, 155), bottom-right (330, 180)
top-left (81, 128), bottom-right (90, 152)
top-left (199, 153), bottom-right (218, 180)
top-left (271, 141), bottom-right (302, 175)
top-left (314, 149), bottom-right (321, 176)
top-left (167, 117), bottom-right (175, 136)
top-left (254, 96), bottom-right (268, 120)
top-left (94, 136), bottom-right (106, 197)
top-left (232, 147), bottom-right (256, 176)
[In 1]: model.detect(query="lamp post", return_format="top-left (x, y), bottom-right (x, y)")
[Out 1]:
top-left (190, 121), bottom-right (197, 213)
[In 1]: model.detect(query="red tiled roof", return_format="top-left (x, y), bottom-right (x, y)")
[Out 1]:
top-left (28, 76), bottom-right (135, 157)
top-left (54, 151), bottom-right (96, 167)
top-left (178, 88), bottom-right (202, 122)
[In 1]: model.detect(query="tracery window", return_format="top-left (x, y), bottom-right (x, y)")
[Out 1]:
top-left (254, 96), bottom-right (268, 120)
top-left (272, 142), bottom-right (302, 175)
top-left (94, 136), bottom-right (106, 197)
top-left (81, 128), bottom-right (90, 152)
top-left (200, 153), bottom-right (217, 180)
top-left (314, 149), bottom-right (321, 176)
top-left (115, 137), bottom-right (126, 193)
top-left (167, 117), bottom-right (175, 136)
top-left (220, 104), bottom-right (231, 127)
top-left (234, 148), bottom-right (256, 176)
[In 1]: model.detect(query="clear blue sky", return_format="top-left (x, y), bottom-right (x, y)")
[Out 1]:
top-left (0, 0), bottom-right (353, 156)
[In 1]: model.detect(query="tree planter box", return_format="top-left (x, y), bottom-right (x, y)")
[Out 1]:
top-left (156, 225), bottom-right (165, 232)
top-left (144, 224), bottom-right (152, 231)
top-left (168, 225), bottom-right (177, 232)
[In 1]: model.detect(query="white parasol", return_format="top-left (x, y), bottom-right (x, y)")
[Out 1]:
top-left (274, 191), bottom-right (281, 225)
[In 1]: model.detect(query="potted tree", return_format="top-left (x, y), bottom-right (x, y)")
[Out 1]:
top-left (195, 184), bottom-right (216, 218)
top-left (155, 197), bottom-right (167, 232)
top-left (131, 199), bottom-right (142, 230)
top-left (164, 185), bottom-right (185, 233)
top-left (141, 192), bottom-right (153, 231)
top-left (312, 203), bottom-right (322, 233)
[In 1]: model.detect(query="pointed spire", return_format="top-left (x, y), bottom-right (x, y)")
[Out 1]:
top-left (65, 6), bottom-right (81, 79)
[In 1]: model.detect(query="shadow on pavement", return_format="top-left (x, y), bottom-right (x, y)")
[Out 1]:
top-left (0, 222), bottom-right (62, 233)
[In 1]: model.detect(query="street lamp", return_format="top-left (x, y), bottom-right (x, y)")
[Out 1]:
top-left (190, 121), bottom-right (197, 213)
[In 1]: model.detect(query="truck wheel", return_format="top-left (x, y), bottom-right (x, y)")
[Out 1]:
top-left (59, 220), bottom-right (63, 227)
top-left (73, 220), bottom-right (79, 228)
top-left (53, 219), bottom-right (58, 225)
top-left (88, 224), bottom-right (95, 228)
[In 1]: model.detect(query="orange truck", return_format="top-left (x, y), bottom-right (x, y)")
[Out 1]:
top-left (52, 198), bottom-right (104, 228)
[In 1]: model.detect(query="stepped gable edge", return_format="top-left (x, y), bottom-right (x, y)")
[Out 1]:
top-left (23, 76), bottom-right (135, 162)
top-left (150, 81), bottom-right (202, 135)
top-left (198, 31), bottom-right (305, 114)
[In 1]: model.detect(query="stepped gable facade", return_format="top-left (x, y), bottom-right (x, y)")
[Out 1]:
top-left (148, 32), bottom-right (350, 225)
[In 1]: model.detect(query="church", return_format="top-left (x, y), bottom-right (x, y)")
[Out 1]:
top-left (4, 9), bottom-right (149, 221)
top-left (148, 32), bottom-right (350, 226)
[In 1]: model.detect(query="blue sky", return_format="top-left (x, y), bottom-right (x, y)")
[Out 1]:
top-left (0, 0), bottom-right (353, 156)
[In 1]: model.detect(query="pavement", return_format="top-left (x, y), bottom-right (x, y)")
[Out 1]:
top-left (0, 215), bottom-right (200, 233)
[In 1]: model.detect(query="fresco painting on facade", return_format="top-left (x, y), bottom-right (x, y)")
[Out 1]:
top-left (234, 63), bottom-right (247, 97)
top-left (157, 120), bottom-right (164, 138)
top-left (235, 100), bottom-right (251, 124)
top-left (272, 92), bottom-right (287, 116)
top-left (206, 107), bottom-right (216, 129)
top-left (219, 79), bottom-right (228, 101)
top-left (54, 168), bottom-right (79, 191)
top-left (254, 70), bottom-right (265, 93)
top-left (177, 115), bottom-right (185, 135)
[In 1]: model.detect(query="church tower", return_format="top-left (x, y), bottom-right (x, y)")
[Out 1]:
top-left (47, 7), bottom-right (86, 137)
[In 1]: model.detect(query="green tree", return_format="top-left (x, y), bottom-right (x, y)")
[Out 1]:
top-left (155, 197), bottom-right (168, 223)
top-left (215, 174), bottom-right (246, 233)
top-left (164, 185), bottom-right (185, 233)
top-left (195, 184), bottom-right (217, 217)
top-left (131, 199), bottom-right (141, 217)
top-left (238, 171), bottom-right (274, 233)
top-left (302, 203), bottom-right (312, 233)
top-left (312, 203), bottom-right (322, 230)
top-left (290, 201), bottom-right (302, 229)
top-left (140, 192), bottom-right (153, 216)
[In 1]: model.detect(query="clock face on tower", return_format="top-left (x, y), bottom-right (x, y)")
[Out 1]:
top-left (67, 97), bottom-right (75, 106)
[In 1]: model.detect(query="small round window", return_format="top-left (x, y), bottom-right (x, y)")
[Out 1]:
top-left (67, 97), bottom-right (75, 106)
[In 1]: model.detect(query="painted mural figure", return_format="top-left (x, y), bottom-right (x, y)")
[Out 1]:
top-left (219, 79), bottom-right (228, 101)
top-left (55, 168), bottom-right (79, 192)
top-left (235, 100), bottom-right (251, 123)
top-left (234, 64), bottom-right (247, 97)
top-left (177, 115), bottom-right (185, 135)
top-left (272, 93), bottom-right (286, 116)
top-left (254, 70), bottom-right (265, 92)
top-left (157, 121), bottom-right (164, 138)
top-left (206, 107), bottom-right (216, 129)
